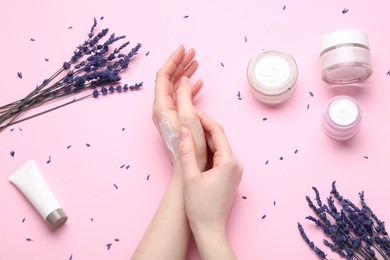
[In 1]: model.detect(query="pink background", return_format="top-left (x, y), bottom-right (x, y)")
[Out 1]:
top-left (1, 0), bottom-right (390, 259)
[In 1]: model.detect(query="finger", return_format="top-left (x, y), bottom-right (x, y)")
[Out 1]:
top-left (197, 111), bottom-right (232, 155)
top-left (180, 59), bottom-right (199, 80)
top-left (154, 45), bottom-right (185, 110)
top-left (178, 127), bottom-right (200, 179)
top-left (156, 45), bottom-right (186, 82)
top-left (155, 45), bottom-right (186, 97)
top-left (191, 79), bottom-right (203, 99)
top-left (177, 76), bottom-right (195, 118)
top-left (171, 48), bottom-right (197, 83)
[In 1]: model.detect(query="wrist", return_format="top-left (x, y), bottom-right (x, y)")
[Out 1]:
top-left (190, 222), bottom-right (236, 260)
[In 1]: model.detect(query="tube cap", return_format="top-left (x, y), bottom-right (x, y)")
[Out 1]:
top-left (46, 208), bottom-right (68, 229)
top-left (320, 29), bottom-right (369, 53)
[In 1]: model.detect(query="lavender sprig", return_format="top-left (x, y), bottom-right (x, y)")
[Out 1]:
top-left (0, 18), bottom-right (142, 131)
top-left (299, 182), bottom-right (390, 259)
top-left (298, 222), bottom-right (328, 259)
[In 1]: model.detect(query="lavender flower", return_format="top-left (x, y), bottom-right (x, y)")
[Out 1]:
top-left (299, 181), bottom-right (390, 259)
top-left (0, 18), bottom-right (142, 131)
top-left (298, 222), bottom-right (328, 259)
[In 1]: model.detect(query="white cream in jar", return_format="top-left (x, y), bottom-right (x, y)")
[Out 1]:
top-left (247, 50), bottom-right (298, 105)
top-left (322, 96), bottom-right (362, 141)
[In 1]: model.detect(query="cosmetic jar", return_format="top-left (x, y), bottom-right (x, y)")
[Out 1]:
top-left (247, 50), bottom-right (298, 105)
top-left (320, 29), bottom-right (372, 84)
top-left (322, 95), bottom-right (362, 141)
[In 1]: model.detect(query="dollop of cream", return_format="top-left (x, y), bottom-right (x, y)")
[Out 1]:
top-left (254, 55), bottom-right (291, 88)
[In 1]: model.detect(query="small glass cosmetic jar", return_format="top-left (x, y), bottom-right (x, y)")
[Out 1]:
top-left (322, 95), bottom-right (362, 141)
top-left (320, 29), bottom-right (372, 84)
top-left (247, 50), bottom-right (298, 105)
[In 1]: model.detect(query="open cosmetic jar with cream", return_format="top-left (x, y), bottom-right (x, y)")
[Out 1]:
top-left (320, 29), bottom-right (372, 84)
top-left (322, 95), bottom-right (362, 141)
top-left (247, 50), bottom-right (298, 105)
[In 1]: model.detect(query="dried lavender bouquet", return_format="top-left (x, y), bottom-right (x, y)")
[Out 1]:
top-left (0, 18), bottom-right (142, 131)
top-left (298, 181), bottom-right (389, 260)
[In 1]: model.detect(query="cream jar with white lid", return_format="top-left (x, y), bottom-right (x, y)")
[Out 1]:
top-left (247, 50), bottom-right (298, 105)
top-left (320, 29), bottom-right (372, 84)
top-left (322, 95), bottom-right (362, 141)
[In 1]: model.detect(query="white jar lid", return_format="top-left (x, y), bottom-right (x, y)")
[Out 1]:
top-left (320, 29), bottom-right (369, 53)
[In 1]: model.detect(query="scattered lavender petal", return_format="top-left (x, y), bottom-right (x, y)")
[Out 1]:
top-left (122, 127), bottom-right (126, 131)
top-left (147, 174), bottom-right (150, 181)
top-left (47, 155), bottom-right (51, 164)
top-left (262, 215), bottom-right (267, 220)
top-left (274, 201), bottom-right (276, 206)
top-left (283, 5), bottom-right (286, 10)
top-left (17, 72), bottom-right (23, 79)
top-left (10, 128), bottom-right (14, 132)
top-left (279, 156), bottom-right (284, 160)
top-left (294, 149), bottom-right (299, 154)
top-left (237, 91), bottom-right (242, 100)
top-left (91, 217), bottom-right (94, 222)
top-left (86, 143), bottom-right (91, 147)
top-left (145, 51), bottom-right (150, 56)
top-left (26, 238), bottom-right (33, 241)
top-left (220, 62), bottom-right (225, 67)
top-left (120, 164), bottom-right (125, 169)
top-left (114, 238), bottom-right (119, 242)
top-left (106, 243), bottom-right (112, 250)
top-left (387, 70), bottom-right (390, 76)
top-left (242, 196), bottom-right (247, 200)
top-left (342, 8), bottom-right (348, 14)
top-left (19, 127), bottom-right (23, 131)
top-left (100, 16), bottom-right (104, 20)
top-left (30, 38), bottom-right (35, 41)
top-left (244, 36), bottom-right (247, 42)
top-left (262, 117), bottom-right (268, 121)
top-left (309, 91), bottom-right (314, 97)
top-left (265, 160), bottom-right (269, 165)
top-left (363, 156), bottom-right (368, 159)
top-left (22, 218), bottom-right (26, 223)
top-left (10, 151), bottom-right (15, 157)
top-left (45, 58), bottom-right (49, 62)
top-left (68, 26), bottom-right (73, 29)
top-left (67, 145), bottom-right (72, 149)
top-left (126, 165), bottom-right (130, 170)
top-left (113, 184), bottom-right (118, 189)
top-left (183, 15), bottom-right (189, 18)
top-left (69, 254), bottom-right (73, 260)
top-left (307, 104), bottom-right (310, 110)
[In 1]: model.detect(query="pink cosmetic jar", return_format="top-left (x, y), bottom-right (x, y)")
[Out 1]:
top-left (320, 29), bottom-right (372, 84)
top-left (322, 95), bottom-right (362, 141)
top-left (247, 50), bottom-right (298, 105)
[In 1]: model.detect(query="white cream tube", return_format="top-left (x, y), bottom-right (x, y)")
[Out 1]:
top-left (9, 159), bottom-right (68, 229)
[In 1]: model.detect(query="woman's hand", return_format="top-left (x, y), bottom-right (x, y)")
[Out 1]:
top-left (152, 45), bottom-right (207, 171)
top-left (177, 111), bottom-right (243, 260)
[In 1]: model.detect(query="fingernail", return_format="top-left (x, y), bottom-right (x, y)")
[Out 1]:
top-left (180, 76), bottom-right (191, 86)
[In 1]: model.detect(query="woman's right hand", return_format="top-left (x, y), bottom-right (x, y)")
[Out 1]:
top-left (177, 111), bottom-right (243, 260)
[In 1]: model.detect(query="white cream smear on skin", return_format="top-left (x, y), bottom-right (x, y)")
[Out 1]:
top-left (159, 113), bottom-right (179, 160)
top-left (329, 97), bottom-right (359, 126)
top-left (254, 55), bottom-right (291, 88)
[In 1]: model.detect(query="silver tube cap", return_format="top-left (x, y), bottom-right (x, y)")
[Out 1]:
top-left (46, 208), bottom-right (68, 229)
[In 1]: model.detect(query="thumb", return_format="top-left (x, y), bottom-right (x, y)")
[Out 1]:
top-left (178, 126), bottom-right (199, 178)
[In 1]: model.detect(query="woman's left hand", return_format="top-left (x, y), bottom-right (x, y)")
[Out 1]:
top-left (152, 45), bottom-right (207, 171)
